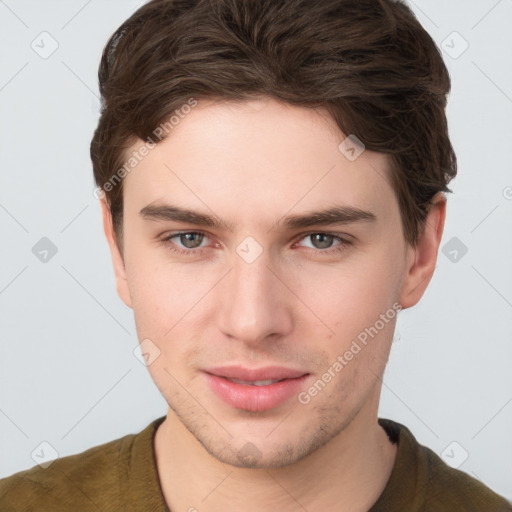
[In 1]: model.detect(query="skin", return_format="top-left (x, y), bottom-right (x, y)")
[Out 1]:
top-left (101, 97), bottom-right (446, 511)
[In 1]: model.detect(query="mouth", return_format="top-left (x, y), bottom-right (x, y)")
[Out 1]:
top-left (203, 366), bottom-right (310, 412)
top-left (223, 377), bottom-right (287, 386)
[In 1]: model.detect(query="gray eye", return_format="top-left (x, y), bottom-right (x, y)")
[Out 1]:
top-left (308, 233), bottom-right (335, 249)
top-left (179, 232), bottom-right (204, 249)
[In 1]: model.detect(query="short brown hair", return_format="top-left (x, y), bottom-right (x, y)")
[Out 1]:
top-left (90, 0), bottom-right (457, 249)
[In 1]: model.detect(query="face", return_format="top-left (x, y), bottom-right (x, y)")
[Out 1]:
top-left (102, 97), bottom-right (437, 469)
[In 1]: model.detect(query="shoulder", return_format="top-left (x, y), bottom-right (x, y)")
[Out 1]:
top-left (422, 445), bottom-right (512, 511)
top-left (375, 418), bottom-right (512, 511)
top-left (0, 430), bottom-right (137, 512)
top-left (379, 418), bottom-right (512, 511)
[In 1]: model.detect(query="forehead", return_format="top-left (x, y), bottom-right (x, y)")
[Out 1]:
top-left (121, 98), bottom-right (397, 231)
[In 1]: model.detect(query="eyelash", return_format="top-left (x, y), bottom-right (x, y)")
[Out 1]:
top-left (158, 231), bottom-right (352, 257)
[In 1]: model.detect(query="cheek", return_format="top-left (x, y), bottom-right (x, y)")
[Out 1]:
top-left (127, 268), bottom-right (199, 339)
top-left (295, 244), bottom-right (403, 339)
top-left (122, 239), bottom-right (197, 339)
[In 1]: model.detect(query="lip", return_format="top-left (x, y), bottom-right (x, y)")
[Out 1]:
top-left (204, 365), bottom-right (307, 381)
top-left (203, 366), bottom-right (310, 412)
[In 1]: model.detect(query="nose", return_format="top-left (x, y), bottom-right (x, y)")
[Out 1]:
top-left (216, 252), bottom-right (293, 347)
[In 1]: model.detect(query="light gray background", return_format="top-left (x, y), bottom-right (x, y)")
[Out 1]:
top-left (1, 0), bottom-right (511, 502)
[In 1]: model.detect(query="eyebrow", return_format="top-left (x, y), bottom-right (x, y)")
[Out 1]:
top-left (139, 202), bottom-right (377, 232)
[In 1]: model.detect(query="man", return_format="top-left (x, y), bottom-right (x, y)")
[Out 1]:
top-left (1, 0), bottom-right (510, 510)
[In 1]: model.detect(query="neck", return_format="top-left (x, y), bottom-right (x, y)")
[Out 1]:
top-left (153, 393), bottom-right (397, 512)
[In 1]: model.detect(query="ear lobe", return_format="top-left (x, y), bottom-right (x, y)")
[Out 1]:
top-left (398, 193), bottom-right (447, 309)
top-left (100, 199), bottom-right (133, 309)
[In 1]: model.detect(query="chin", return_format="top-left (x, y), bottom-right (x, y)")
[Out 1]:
top-left (195, 422), bottom-right (339, 470)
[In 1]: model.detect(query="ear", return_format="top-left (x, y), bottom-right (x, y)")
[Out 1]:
top-left (100, 199), bottom-right (133, 309)
top-left (399, 193), bottom-right (446, 309)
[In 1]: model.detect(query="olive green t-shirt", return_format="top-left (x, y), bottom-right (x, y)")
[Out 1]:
top-left (1, 416), bottom-right (510, 511)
